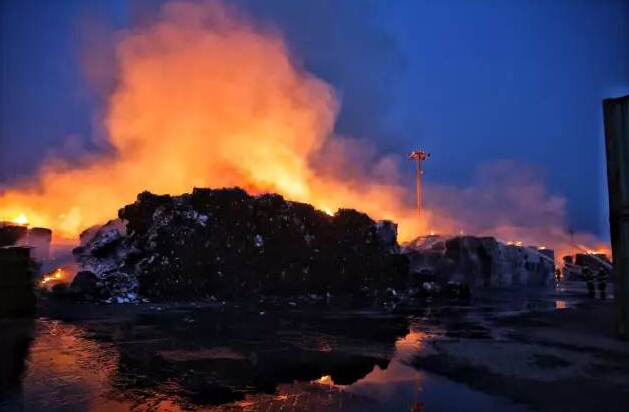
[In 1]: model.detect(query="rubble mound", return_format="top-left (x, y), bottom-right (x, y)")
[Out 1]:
top-left (74, 188), bottom-right (408, 302)
top-left (404, 235), bottom-right (555, 288)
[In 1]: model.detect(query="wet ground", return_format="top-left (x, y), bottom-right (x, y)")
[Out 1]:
top-left (1, 282), bottom-right (627, 412)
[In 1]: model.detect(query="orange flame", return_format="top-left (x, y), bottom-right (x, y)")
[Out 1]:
top-left (0, 0), bottom-right (424, 242)
top-left (313, 375), bottom-right (334, 386)
top-left (40, 268), bottom-right (66, 286)
top-left (12, 213), bottom-right (28, 226)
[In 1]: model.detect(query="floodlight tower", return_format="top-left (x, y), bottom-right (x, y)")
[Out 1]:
top-left (409, 150), bottom-right (430, 220)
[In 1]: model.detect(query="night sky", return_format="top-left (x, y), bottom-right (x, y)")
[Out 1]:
top-left (1, 0), bottom-right (628, 239)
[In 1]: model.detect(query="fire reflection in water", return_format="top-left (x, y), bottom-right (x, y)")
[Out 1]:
top-left (1, 315), bottom-right (533, 412)
top-left (2, 321), bottom-right (121, 412)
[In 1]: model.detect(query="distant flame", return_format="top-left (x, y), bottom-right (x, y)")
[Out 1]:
top-left (313, 375), bottom-right (334, 386)
top-left (586, 250), bottom-right (601, 255)
top-left (40, 268), bottom-right (66, 286)
top-left (506, 240), bottom-right (523, 247)
top-left (322, 207), bottom-right (334, 216)
top-left (12, 213), bottom-right (28, 225)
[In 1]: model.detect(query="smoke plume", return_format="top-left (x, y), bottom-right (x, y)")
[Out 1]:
top-left (0, 0), bottom-right (609, 258)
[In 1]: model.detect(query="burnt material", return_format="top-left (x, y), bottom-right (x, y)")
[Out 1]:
top-left (0, 247), bottom-right (36, 318)
top-left (76, 187), bottom-right (409, 301)
top-left (69, 271), bottom-right (100, 301)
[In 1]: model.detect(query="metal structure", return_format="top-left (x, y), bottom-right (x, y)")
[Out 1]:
top-left (409, 150), bottom-right (430, 221)
top-left (603, 94), bottom-right (629, 339)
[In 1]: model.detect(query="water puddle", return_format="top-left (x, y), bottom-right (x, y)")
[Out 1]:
top-left (1, 306), bottom-right (533, 412)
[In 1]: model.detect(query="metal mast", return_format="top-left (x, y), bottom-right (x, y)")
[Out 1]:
top-left (409, 150), bottom-right (430, 220)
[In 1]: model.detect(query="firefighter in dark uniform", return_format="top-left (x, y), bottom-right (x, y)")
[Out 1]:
top-left (596, 268), bottom-right (607, 299)
top-left (583, 267), bottom-right (595, 298)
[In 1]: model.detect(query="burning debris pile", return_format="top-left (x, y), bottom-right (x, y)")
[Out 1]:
top-left (404, 235), bottom-right (556, 288)
top-left (72, 188), bottom-right (409, 302)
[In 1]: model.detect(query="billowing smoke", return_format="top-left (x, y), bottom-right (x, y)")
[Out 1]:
top-left (0, 0), bottom-right (609, 258)
top-left (424, 160), bottom-right (610, 258)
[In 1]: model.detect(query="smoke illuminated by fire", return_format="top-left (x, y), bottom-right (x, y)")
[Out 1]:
top-left (0, 0), bottom-right (423, 240)
top-left (0, 0), bottom-right (610, 258)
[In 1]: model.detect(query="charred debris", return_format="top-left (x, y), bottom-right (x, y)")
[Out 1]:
top-left (70, 187), bottom-right (409, 303)
top-left (35, 187), bottom-right (557, 305)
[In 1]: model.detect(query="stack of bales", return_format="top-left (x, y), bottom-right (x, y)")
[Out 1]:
top-left (0, 224), bottom-right (27, 247)
top-left (0, 247), bottom-right (36, 318)
top-left (26, 227), bottom-right (52, 261)
top-left (0, 223), bottom-right (52, 262)
top-left (406, 235), bottom-right (555, 288)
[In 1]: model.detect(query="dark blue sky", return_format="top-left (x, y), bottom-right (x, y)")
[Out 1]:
top-left (1, 0), bottom-right (628, 238)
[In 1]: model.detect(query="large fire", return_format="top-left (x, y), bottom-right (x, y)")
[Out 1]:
top-left (0, 0), bottom-right (611, 258)
top-left (0, 0), bottom-right (424, 242)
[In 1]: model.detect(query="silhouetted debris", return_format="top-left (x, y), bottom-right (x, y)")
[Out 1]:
top-left (405, 235), bottom-right (555, 289)
top-left (0, 319), bottom-right (34, 396)
top-left (376, 220), bottom-right (400, 253)
top-left (0, 225), bottom-right (27, 247)
top-left (51, 282), bottom-right (69, 296)
top-left (69, 270), bottom-right (99, 301)
top-left (74, 187), bottom-right (409, 302)
top-left (0, 247), bottom-right (36, 318)
top-left (442, 281), bottom-right (471, 300)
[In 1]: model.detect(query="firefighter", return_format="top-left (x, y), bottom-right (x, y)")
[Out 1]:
top-left (596, 268), bottom-right (607, 299)
top-left (583, 267), bottom-right (595, 298)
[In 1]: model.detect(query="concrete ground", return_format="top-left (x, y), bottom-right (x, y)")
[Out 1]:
top-left (414, 298), bottom-right (629, 412)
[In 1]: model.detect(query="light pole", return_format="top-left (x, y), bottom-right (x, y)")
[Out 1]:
top-left (409, 150), bottom-right (430, 221)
